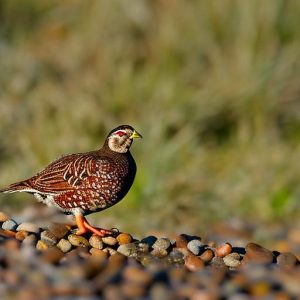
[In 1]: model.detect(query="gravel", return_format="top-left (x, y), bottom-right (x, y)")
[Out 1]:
top-left (0, 211), bottom-right (299, 299)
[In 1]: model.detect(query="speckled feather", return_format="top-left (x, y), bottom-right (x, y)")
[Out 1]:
top-left (0, 126), bottom-right (138, 216)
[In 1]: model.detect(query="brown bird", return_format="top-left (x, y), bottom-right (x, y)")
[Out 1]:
top-left (0, 125), bottom-right (142, 236)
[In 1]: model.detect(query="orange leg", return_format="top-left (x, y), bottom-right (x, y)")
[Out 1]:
top-left (75, 214), bottom-right (113, 237)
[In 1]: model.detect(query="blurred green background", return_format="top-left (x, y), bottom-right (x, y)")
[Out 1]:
top-left (0, 0), bottom-right (300, 236)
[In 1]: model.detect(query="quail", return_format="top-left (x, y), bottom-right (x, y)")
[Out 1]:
top-left (0, 125), bottom-right (142, 236)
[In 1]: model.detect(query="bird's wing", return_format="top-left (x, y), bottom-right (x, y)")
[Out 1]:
top-left (30, 153), bottom-right (115, 194)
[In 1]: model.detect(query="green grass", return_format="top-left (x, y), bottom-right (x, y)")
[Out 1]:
top-left (0, 0), bottom-right (300, 234)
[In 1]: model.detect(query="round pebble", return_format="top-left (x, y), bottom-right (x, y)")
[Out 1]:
top-left (102, 236), bottom-right (117, 246)
top-left (245, 243), bottom-right (274, 264)
top-left (223, 252), bottom-right (241, 268)
top-left (187, 239), bottom-right (203, 255)
top-left (276, 252), bottom-right (297, 269)
top-left (116, 233), bottom-right (132, 245)
top-left (36, 240), bottom-right (49, 251)
top-left (68, 234), bottom-right (89, 247)
top-left (123, 265), bottom-right (152, 285)
top-left (199, 249), bottom-right (214, 263)
top-left (89, 235), bottom-right (104, 249)
top-left (0, 212), bottom-right (10, 222)
top-left (48, 223), bottom-right (71, 239)
top-left (151, 247), bottom-right (168, 258)
top-left (185, 254), bottom-right (205, 272)
top-left (16, 222), bottom-right (40, 234)
top-left (15, 230), bottom-right (29, 241)
top-left (57, 239), bottom-right (72, 253)
top-left (216, 242), bottom-right (232, 258)
top-left (152, 238), bottom-right (171, 251)
top-left (2, 219), bottom-right (18, 231)
top-left (175, 234), bottom-right (188, 248)
top-left (117, 243), bottom-right (138, 257)
top-left (40, 230), bottom-right (58, 246)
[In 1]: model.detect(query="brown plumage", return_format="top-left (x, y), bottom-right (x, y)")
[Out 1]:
top-left (0, 125), bottom-right (142, 236)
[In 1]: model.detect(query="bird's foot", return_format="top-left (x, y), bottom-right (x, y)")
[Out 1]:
top-left (75, 214), bottom-right (118, 237)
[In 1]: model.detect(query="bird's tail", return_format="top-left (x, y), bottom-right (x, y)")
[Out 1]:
top-left (0, 180), bottom-right (33, 194)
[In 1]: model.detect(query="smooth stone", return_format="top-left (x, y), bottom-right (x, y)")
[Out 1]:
top-left (89, 235), bottom-right (104, 249)
top-left (138, 242), bottom-right (150, 253)
top-left (185, 254), bottom-right (205, 272)
top-left (140, 236), bottom-right (157, 247)
top-left (57, 238), bottom-right (72, 253)
top-left (15, 230), bottom-right (29, 241)
top-left (199, 249), bottom-right (215, 263)
top-left (90, 248), bottom-right (108, 259)
top-left (117, 243), bottom-right (138, 257)
top-left (116, 233), bottom-right (132, 245)
top-left (175, 234), bottom-right (188, 248)
top-left (151, 248), bottom-right (168, 258)
top-left (245, 243), bottom-right (274, 264)
top-left (36, 240), bottom-right (49, 251)
top-left (40, 230), bottom-right (58, 246)
top-left (123, 266), bottom-right (152, 285)
top-left (187, 239), bottom-right (204, 255)
top-left (277, 252), bottom-right (298, 268)
top-left (211, 256), bottom-right (227, 270)
top-left (2, 219), bottom-right (18, 231)
top-left (68, 234), bottom-right (89, 247)
top-left (223, 252), bottom-right (241, 268)
top-left (152, 238), bottom-right (171, 251)
top-left (102, 236), bottom-right (117, 246)
top-left (216, 243), bottom-right (232, 258)
top-left (40, 246), bottom-right (64, 264)
top-left (48, 223), bottom-right (71, 239)
top-left (103, 247), bottom-right (118, 256)
top-left (16, 222), bottom-right (40, 234)
top-left (167, 249), bottom-right (185, 264)
top-left (0, 212), bottom-right (10, 222)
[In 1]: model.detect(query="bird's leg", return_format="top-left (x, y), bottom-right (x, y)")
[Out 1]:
top-left (75, 214), bottom-right (87, 235)
top-left (74, 214), bottom-right (113, 236)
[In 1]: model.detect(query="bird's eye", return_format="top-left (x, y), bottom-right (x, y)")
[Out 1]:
top-left (115, 130), bottom-right (126, 137)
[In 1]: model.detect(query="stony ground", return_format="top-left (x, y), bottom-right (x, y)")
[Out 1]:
top-left (0, 211), bottom-right (299, 300)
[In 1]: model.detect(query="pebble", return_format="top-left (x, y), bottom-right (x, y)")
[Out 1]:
top-left (187, 239), bottom-right (203, 255)
top-left (36, 240), bottom-right (49, 251)
top-left (176, 234), bottom-right (188, 248)
top-left (57, 239), bottom-right (72, 253)
top-left (48, 223), bottom-right (71, 239)
top-left (116, 233), bottom-right (132, 245)
top-left (102, 236), bottom-right (117, 246)
top-left (90, 248), bottom-right (108, 260)
top-left (16, 222), bottom-right (40, 234)
top-left (245, 243), bottom-right (274, 264)
top-left (0, 211), bottom-right (10, 222)
top-left (89, 235), bottom-right (104, 249)
top-left (40, 246), bottom-right (64, 264)
top-left (168, 249), bottom-right (185, 264)
top-left (276, 252), bottom-right (298, 269)
top-left (223, 252), bottom-right (241, 268)
top-left (15, 230), bottom-right (29, 241)
top-left (2, 219), bottom-right (18, 231)
top-left (117, 243), bottom-right (138, 257)
top-left (123, 265), bottom-right (152, 285)
top-left (199, 249), bottom-right (214, 263)
top-left (141, 235), bottom-right (157, 247)
top-left (68, 234), bottom-right (89, 247)
top-left (216, 242), bottom-right (232, 258)
top-left (40, 230), bottom-right (58, 246)
top-left (151, 247), bottom-right (169, 258)
top-left (185, 254), bottom-right (205, 272)
top-left (152, 238), bottom-right (171, 251)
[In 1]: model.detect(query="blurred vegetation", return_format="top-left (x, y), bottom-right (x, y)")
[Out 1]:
top-left (0, 0), bottom-right (300, 234)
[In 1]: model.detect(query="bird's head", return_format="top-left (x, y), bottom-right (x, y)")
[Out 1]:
top-left (106, 125), bottom-right (142, 153)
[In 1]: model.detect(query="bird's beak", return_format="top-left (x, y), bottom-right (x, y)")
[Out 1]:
top-left (130, 130), bottom-right (143, 139)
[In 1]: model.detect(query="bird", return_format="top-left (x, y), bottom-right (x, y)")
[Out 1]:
top-left (0, 125), bottom-right (142, 236)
